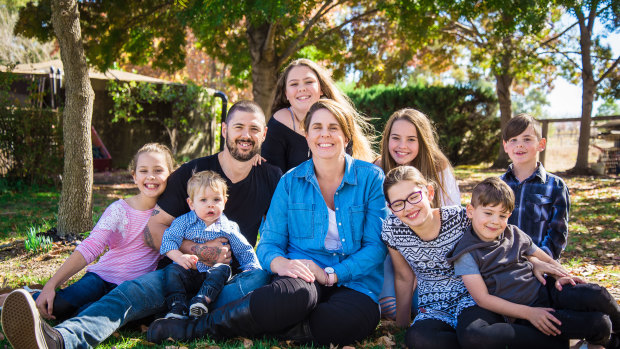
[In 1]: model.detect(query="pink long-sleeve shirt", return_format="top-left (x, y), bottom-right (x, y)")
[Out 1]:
top-left (75, 199), bottom-right (161, 285)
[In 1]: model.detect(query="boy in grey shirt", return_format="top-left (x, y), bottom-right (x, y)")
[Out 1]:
top-left (448, 177), bottom-right (618, 348)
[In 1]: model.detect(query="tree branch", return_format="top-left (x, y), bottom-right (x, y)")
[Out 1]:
top-left (278, 0), bottom-right (341, 65)
top-left (539, 20), bottom-right (579, 46)
top-left (299, 7), bottom-right (380, 53)
top-left (586, 0), bottom-right (600, 33)
top-left (595, 55), bottom-right (620, 85)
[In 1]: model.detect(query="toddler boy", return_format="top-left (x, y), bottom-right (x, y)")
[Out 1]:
top-left (447, 177), bottom-right (618, 348)
top-left (160, 170), bottom-right (261, 319)
top-left (500, 113), bottom-right (570, 259)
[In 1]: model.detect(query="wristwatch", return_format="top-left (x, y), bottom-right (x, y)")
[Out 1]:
top-left (324, 267), bottom-right (335, 287)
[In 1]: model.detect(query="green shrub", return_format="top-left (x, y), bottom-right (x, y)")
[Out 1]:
top-left (0, 69), bottom-right (63, 184)
top-left (346, 83), bottom-right (500, 165)
top-left (0, 108), bottom-right (63, 183)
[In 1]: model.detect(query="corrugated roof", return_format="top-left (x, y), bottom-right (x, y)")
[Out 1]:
top-left (5, 59), bottom-right (171, 84)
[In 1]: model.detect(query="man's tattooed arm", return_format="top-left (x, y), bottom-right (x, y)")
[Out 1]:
top-left (191, 244), bottom-right (222, 266)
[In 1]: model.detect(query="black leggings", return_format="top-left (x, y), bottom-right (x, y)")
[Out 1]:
top-left (406, 319), bottom-right (460, 349)
top-left (249, 276), bottom-right (380, 346)
top-left (457, 281), bottom-right (619, 348)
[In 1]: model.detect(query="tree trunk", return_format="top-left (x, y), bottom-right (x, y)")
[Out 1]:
top-left (491, 44), bottom-right (514, 169)
top-left (52, 0), bottom-right (95, 237)
top-left (573, 10), bottom-right (594, 173)
top-left (247, 22), bottom-right (279, 120)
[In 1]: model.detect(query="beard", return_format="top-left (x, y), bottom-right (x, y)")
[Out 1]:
top-left (226, 135), bottom-right (260, 162)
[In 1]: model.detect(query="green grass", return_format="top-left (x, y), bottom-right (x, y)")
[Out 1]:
top-left (0, 167), bottom-right (617, 348)
top-left (0, 182), bottom-right (60, 239)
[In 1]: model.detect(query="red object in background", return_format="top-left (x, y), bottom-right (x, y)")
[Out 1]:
top-left (92, 126), bottom-right (112, 172)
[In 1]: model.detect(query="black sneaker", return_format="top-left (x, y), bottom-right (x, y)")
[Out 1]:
top-left (164, 302), bottom-right (188, 320)
top-left (189, 295), bottom-right (209, 318)
top-left (1, 289), bottom-right (65, 349)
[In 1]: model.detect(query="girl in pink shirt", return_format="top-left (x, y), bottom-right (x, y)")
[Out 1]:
top-left (34, 143), bottom-right (175, 321)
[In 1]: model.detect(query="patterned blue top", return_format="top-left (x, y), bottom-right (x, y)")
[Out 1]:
top-left (160, 211), bottom-right (261, 273)
top-left (381, 205), bottom-right (476, 328)
top-left (500, 162), bottom-right (570, 259)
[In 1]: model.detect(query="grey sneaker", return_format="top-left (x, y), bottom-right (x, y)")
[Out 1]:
top-left (1, 289), bottom-right (64, 349)
top-left (189, 295), bottom-right (209, 318)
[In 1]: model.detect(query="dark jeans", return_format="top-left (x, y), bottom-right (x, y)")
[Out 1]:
top-left (163, 263), bottom-right (231, 308)
top-left (457, 279), bottom-right (619, 349)
top-left (250, 276), bottom-right (380, 346)
top-left (33, 272), bottom-right (117, 322)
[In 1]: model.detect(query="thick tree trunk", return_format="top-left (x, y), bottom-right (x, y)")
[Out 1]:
top-left (52, 0), bottom-right (95, 237)
top-left (491, 45), bottom-right (514, 169)
top-left (247, 22), bottom-right (279, 120)
top-left (573, 12), bottom-right (594, 173)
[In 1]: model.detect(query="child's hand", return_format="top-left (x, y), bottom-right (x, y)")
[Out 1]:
top-left (526, 307), bottom-right (562, 336)
top-left (35, 285), bottom-right (57, 320)
top-left (250, 154), bottom-right (266, 166)
top-left (177, 254), bottom-right (199, 269)
top-left (555, 275), bottom-right (586, 291)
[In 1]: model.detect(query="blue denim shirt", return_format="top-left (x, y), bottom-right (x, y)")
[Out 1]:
top-left (257, 154), bottom-right (389, 303)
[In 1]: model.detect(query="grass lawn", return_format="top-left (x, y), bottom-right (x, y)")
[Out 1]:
top-left (0, 166), bottom-right (618, 348)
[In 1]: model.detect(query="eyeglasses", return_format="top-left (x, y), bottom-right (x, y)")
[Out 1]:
top-left (388, 190), bottom-right (423, 212)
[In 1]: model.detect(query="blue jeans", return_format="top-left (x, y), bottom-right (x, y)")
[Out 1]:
top-left (379, 254), bottom-right (418, 317)
top-left (163, 263), bottom-right (231, 308)
top-left (33, 272), bottom-right (117, 322)
top-left (55, 268), bottom-right (271, 349)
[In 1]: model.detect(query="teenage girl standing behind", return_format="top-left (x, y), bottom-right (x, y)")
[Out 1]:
top-left (262, 58), bottom-right (375, 172)
top-left (375, 108), bottom-right (460, 319)
top-left (33, 143), bottom-right (175, 321)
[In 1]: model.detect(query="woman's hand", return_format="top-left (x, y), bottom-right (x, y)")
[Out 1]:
top-left (270, 257), bottom-right (316, 283)
top-left (36, 285), bottom-right (57, 320)
top-left (529, 256), bottom-right (569, 284)
top-left (298, 259), bottom-right (328, 284)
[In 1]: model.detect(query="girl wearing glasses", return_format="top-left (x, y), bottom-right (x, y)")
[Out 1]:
top-left (375, 108), bottom-right (460, 320)
top-left (381, 165), bottom-right (474, 349)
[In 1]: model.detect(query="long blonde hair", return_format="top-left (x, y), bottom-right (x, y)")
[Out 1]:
top-left (379, 108), bottom-right (451, 208)
top-left (304, 99), bottom-right (376, 162)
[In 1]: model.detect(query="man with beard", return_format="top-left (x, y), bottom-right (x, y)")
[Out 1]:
top-left (1, 100), bottom-right (283, 349)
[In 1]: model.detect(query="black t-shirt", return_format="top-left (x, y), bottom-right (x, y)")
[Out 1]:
top-left (261, 116), bottom-right (310, 174)
top-left (157, 154), bottom-right (283, 247)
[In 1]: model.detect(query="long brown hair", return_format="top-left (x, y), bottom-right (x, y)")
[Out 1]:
top-left (379, 108), bottom-right (451, 208)
top-left (304, 99), bottom-right (376, 162)
top-left (271, 59), bottom-right (353, 117)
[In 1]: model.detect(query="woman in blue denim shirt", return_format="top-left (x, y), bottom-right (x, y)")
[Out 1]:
top-left (147, 99), bottom-right (389, 346)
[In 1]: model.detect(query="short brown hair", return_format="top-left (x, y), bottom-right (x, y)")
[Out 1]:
top-left (503, 113), bottom-right (542, 141)
top-left (471, 177), bottom-right (515, 213)
top-left (226, 100), bottom-right (265, 124)
top-left (383, 165), bottom-right (434, 203)
top-left (187, 170), bottom-right (228, 201)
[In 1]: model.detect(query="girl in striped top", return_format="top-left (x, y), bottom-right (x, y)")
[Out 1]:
top-left (33, 143), bottom-right (175, 321)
